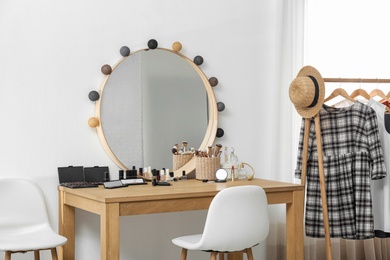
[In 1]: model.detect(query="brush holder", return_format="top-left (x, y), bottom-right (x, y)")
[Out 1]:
top-left (195, 157), bottom-right (220, 180)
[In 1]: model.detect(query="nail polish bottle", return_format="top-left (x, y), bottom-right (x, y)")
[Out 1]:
top-left (169, 172), bottom-right (174, 182)
top-left (181, 170), bottom-right (187, 181)
top-left (165, 169), bottom-right (170, 182)
top-left (152, 169), bottom-right (157, 186)
top-left (160, 169), bottom-right (165, 181)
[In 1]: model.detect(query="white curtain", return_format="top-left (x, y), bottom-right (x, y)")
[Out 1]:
top-left (266, 0), bottom-right (305, 259)
top-left (304, 237), bottom-right (390, 260)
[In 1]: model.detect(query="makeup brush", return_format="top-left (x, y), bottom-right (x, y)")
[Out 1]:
top-left (214, 144), bottom-right (222, 157)
top-left (182, 141), bottom-right (188, 152)
top-left (207, 146), bottom-right (213, 158)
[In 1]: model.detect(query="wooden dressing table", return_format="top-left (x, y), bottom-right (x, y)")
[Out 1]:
top-left (58, 178), bottom-right (304, 260)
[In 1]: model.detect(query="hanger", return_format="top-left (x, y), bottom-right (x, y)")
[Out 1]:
top-left (371, 88), bottom-right (390, 102)
top-left (370, 88), bottom-right (390, 113)
top-left (350, 88), bottom-right (370, 100)
top-left (324, 88), bottom-right (355, 103)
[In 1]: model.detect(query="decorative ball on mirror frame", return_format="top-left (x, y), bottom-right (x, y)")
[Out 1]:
top-left (172, 42), bottom-right (182, 52)
top-left (216, 128), bottom-right (224, 138)
top-left (209, 77), bottom-right (218, 87)
top-left (88, 90), bottom-right (100, 101)
top-left (101, 64), bottom-right (112, 75)
top-left (193, 55), bottom-right (204, 65)
top-left (217, 102), bottom-right (225, 112)
top-left (88, 117), bottom-right (100, 128)
top-left (120, 46), bottom-right (130, 57)
top-left (148, 39), bottom-right (158, 49)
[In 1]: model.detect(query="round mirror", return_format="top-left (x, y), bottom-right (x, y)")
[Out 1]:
top-left (94, 46), bottom-right (218, 178)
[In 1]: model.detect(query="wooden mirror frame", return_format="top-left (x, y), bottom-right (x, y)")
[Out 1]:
top-left (90, 42), bottom-right (219, 179)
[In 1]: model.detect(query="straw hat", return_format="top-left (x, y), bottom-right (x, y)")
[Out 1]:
top-left (289, 66), bottom-right (325, 118)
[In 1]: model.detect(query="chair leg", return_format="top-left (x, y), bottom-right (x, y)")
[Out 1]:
top-left (34, 250), bottom-right (40, 260)
top-left (180, 248), bottom-right (188, 260)
top-left (210, 252), bottom-right (218, 260)
top-left (5, 251), bottom-right (11, 260)
top-left (219, 252), bottom-right (225, 260)
top-left (245, 248), bottom-right (254, 260)
top-left (51, 248), bottom-right (58, 260)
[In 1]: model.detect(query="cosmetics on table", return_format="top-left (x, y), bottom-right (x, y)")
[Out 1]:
top-left (152, 169), bottom-right (158, 186)
top-left (181, 170), bottom-right (187, 181)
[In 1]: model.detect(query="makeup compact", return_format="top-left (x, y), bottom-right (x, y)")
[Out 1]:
top-left (214, 168), bottom-right (228, 182)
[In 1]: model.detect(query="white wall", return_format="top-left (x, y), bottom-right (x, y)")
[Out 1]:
top-left (0, 0), bottom-right (290, 259)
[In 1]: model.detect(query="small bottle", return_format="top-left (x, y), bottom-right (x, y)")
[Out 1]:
top-left (160, 169), bottom-right (165, 181)
top-left (165, 169), bottom-right (171, 182)
top-left (151, 169), bottom-right (157, 186)
top-left (224, 146), bottom-right (229, 163)
top-left (231, 165), bottom-right (235, 182)
top-left (147, 166), bottom-right (152, 179)
top-left (143, 167), bottom-right (148, 178)
top-left (229, 147), bottom-right (238, 164)
top-left (131, 166), bottom-right (137, 178)
top-left (181, 170), bottom-right (187, 181)
top-left (169, 172), bottom-right (174, 182)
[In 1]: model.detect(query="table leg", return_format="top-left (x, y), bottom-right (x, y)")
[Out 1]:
top-left (286, 189), bottom-right (304, 260)
top-left (58, 190), bottom-right (75, 260)
top-left (101, 203), bottom-right (120, 260)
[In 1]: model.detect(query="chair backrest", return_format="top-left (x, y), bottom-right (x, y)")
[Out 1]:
top-left (0, 178), bottom-right (51, 233)
top-left (198, 185), bottom-right (269, 252)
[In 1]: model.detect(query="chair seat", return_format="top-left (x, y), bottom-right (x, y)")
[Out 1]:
top-left (172, 234), bottom-right (203, 250)
top-left (0, 224), bottom-right (67, 252)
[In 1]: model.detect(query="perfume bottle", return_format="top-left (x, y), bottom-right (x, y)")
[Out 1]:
top-left (237, 164), bottom-right (248, 180)
top-left (224, 146), bottom-right (229, 163)
top-left (229, 147), bottom-right (238, 164)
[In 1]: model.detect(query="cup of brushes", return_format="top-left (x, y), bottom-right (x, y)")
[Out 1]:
top-left (194, 144), bottom-right (223, 181)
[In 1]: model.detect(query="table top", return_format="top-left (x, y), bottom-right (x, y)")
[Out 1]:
top-left (58, 178), bottom-right (304, 204)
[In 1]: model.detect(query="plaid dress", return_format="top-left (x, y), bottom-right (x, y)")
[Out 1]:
top-left (295, 101), bottom-right (387, 239)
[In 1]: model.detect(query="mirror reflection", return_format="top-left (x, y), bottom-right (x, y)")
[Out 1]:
top-left (98, 49), bottom-right (209, 171)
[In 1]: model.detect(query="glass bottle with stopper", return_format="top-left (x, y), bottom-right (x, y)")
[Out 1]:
top-left (229, 147), bottom-right (238, 164)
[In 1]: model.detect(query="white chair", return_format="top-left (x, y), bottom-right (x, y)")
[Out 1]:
top-left (172, 185), bottom-right (269, 260)
top-left (0, 178), bottom-right (67, 260)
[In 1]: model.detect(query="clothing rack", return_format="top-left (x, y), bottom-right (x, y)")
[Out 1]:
top-left (324, 77), bottom-right (390, 83)
top-left (323, 77), bottom-right (390, 111)
top-left (293, 71), bottom-right (390, 260)
top-left (319, 76), bottom-right (390, 260)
